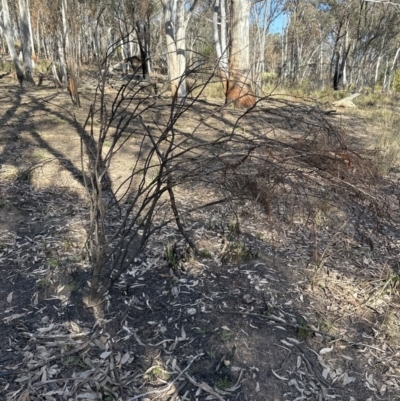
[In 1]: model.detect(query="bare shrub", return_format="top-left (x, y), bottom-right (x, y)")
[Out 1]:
top-left (216, 98), bottom-right (389, 232)
top-left (78, 55), bottom-right (391, 306)
top-left (79, 66), bottom-right (235, 303)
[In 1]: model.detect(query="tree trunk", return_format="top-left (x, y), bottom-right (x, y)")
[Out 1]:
top-left (135, 20), bottom-right (150, 79)
top-left (227, 0), bottom-right (255, 108)
top-left (1, 0), bottom-right (25, 86)
top-left (213, 0), bottom-right (229, 86)
top-left (333, 42), bottom-right (351, 91)
top-left (18, 0), bottom-right (35, 85)
top-left (374, 55), bottom-right (381, 87)
top-left (36, 16), bottom-right (41, 59)
top-left (26, 0), bottom-right (35, 62)
top-left (161, 0), bottom-right (187, 99)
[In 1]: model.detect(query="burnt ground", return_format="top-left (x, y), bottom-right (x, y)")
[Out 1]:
top-left (1, 72), bottom-right (400, 401)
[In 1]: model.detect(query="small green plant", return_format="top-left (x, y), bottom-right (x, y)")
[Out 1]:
top-left (207, 350), bottom-right (216, 359)
top-left (164, 243), bottom-right (178, 270)
top-left (0, 199), bottom-right (11, 207)
top-left (198, 249), bottom-right (212, 259)
top-left (222, 241), bottom-right (253, 262)
top-left (297, 318), bottom-right (312, 340)
top-left (147, 366), bottom-right (170, 381)
top-left (48, 258), bottom-right (58, 268)
top-left (196, 328), bottom-right (208, 336)
top-left (37, 278), bottom-right (51, 288)
top-left (63, 356), bottom-right (82, 367)
top-left (220, 330), bottom-right (230, 341)
top-left (227, 221), bottom-right (240, 235)
top-left (216, 376), bottom-right (231, 390)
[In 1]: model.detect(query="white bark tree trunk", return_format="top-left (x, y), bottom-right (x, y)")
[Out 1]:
top-left (374, 55), bottom-right (381, 86)
top-left (161, 0), bottom-right (193, 99)
top-left (26, 0), bottom-right (35, 63)
top-left (1, 0), bottom-right (25, 86)
top-left (213, 0), bottom-right (228, 84)
top-left (227, 0), bottom-right (255, 108)
top-left (18, 0), bottom-right (35, 84)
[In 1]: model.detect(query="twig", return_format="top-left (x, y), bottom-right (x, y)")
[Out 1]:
top-left (21, 332), bottom-right (90, 340)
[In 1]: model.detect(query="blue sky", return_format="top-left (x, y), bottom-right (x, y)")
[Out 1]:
top-left (270, 13), bottom-right (285, 34)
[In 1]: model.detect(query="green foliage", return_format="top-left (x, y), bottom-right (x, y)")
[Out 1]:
top-left (203, 81), bottom-right (225, 99)
top-left (37, 278), bottom-right (51, 288)
top-left (222, 241), bottom-right (255, 262)
top-left (164, 243), bottom-right (178, 270)
top-left (196, 327), bottom-right (208, 336)
top-left (261, 71), bottom-right (278, 86)
top-left (297, 318), bottom-right (312, 340)
top-left (227, 220), bottom-right (240, 235)
top-left (207, 350), bottom-right (216, 359)
top-left (394, 70), bottom-right (400, 93)
top-left (48, 258), bottom-right (59, 268)
top-left (220, 330), bottom-right (230, 341)
top-left (216, 376), bottom-right (231, 390)
top-left (35, 59), bottom-right (51, 74)
top-left (198, 249), bottom-right (212, 259)
top-left (146, 365), bottom-right (170, 381)
top-left (199, 44), bottom-right (214, 58)
top-left (0, 59), bottom-right (13, 73)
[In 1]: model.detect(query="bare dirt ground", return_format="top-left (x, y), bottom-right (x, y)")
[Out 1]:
top-left (1, 72), bottom-right (400, 401)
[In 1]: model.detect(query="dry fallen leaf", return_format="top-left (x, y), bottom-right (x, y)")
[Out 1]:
top-left (271, 369), bottom-right (289, 381)
top-left (7, 291), bottom-right (13, 303)
top-left (342, 372), bottom-right (356, 386)
top-left (17, 391), bottom-right (30, 401)
top-left (120, 352), bottom-right (130, 365)
top-left (319, 347), bottom-right (333, 355)
top-left (100, 351), bottom-right (112, 359)
top-left (77, 391), bottom-right (99, 399)
top-left (3, 313), bottom-right (26, 323)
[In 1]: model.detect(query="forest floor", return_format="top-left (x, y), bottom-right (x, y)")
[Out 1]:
top-left (1, 70), bottom-right (400, 401)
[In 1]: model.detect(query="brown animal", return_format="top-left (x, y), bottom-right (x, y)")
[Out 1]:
top-left (226, 82), bottom-right (256, 109)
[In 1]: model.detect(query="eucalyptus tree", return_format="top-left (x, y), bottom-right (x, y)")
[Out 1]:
top-left (213, 0), bottom-right (229, 86)
top-left (210, 0), bottom-right (257, 106)
top-left (18, 0), bottom-right (35, 84)
top-left (225, 0), bottom-right (256, 107)
top-left (161, 0), bottom-right (198, 99)
top-left (0, 0), bottom-right (25, 85)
